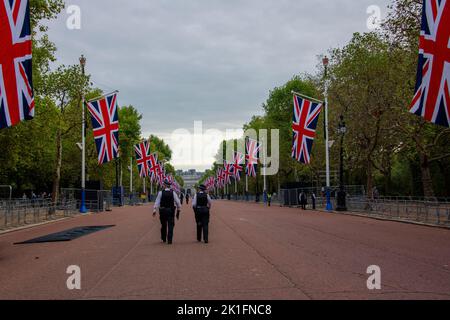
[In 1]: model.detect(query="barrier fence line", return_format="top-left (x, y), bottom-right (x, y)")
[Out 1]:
top-left (277, 188), bottom-right (450, 228)
top-left (0, 198), bottom-right (78, 231)
top-left (214, 187), bottom-right (449, 228)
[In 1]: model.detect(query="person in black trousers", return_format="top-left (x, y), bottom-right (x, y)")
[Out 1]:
top-left (300, 191), bottom-right (307, 210)
top-left (153, 179), bottom-right (182, 245)
top-left (192, 185), bottom-right (212, 244)
top-left (311, 192), bottom-right (317, 210)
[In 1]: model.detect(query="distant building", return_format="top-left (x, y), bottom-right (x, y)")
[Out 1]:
top-left (179, 169), bottom-right (204, 194)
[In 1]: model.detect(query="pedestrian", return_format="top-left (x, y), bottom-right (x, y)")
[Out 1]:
top-left (299, 191), bottom-right (307, 210)
top-left (186, 192), bottom-right (190, 205)
top-left (372, 187), bottom-right (379, 199)
top-left (192, 184), bottom-right (212, 244)
top-left (153, 179), bottom-right (182, 245)
top-left (268, 193), bottom-right (272, 207)
top-left (311, 192), bottom-right (317, 210)
top-left (180, 192), bottom-right (184, 205)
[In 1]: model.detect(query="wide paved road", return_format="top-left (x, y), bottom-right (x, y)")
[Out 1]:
top-left (1, 201), bottom-right (449, 300)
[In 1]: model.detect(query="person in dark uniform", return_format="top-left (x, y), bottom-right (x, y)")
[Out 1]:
top-left (186, 192), bottom-right (190, 205)
top-left (192, 185), bottom-right (212, 244)
top-left (180, 192), bottom-right (184, 205)
top-left (299, 190), bottom-right (307, 210)
top-left (153, 179), bottom-right (181, 245)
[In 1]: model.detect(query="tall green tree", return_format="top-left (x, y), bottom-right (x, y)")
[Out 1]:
top-left (42, 65), bottom-right (89, 202)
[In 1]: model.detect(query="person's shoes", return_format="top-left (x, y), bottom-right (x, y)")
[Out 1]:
top-left (197, 238), bottom-right (201, 242)
top-left (204, 240), bottom-right (208, 244)
top-left (168, 241), bottom-right (172, 245)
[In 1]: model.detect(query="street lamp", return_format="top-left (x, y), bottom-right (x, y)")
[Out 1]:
top-left (322, 56), bottom-right (329, 70)
top-left (336, 115), bottom-right (347, 211)
top-left (79, 55), bottom-right (87, 214)
top-left (323, 56), bottom-right (333, 211)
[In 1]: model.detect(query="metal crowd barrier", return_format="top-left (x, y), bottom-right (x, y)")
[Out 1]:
top-left (0, 198), bottom-right (78, 231)
top-left (341, 197), bottom-right (450, 227)
top-left (305, 196), bottom-right (450, 227)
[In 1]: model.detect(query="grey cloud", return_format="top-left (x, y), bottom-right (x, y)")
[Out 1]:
top-left (45, 0), bottom-right (390, 168)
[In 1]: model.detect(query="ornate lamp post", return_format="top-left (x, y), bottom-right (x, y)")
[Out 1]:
top-left (336, 115), bottom-right (347, 211)
top-left (79, 55), bottom-right (87, 214)
top-left (323, 56), bottom-right (333, 211)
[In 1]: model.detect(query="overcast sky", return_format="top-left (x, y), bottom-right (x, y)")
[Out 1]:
top-left (45, 0), bottom-right (391, 171)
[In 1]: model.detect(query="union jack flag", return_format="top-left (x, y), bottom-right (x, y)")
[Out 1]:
top-left (216, 168), bottom-right (224, 188)
top-left (206, 177), bottom-right (215, 191)
top-left (245, 138), bottom-right (260, 177)
top-left (292, 94), bottom-right (322, 164)
top-left (0, 0), bottom-right (34, 129)
top-left (148, 153), bottom-right (161, 182)
top-left (223, 162), bottom-right (233, 185)
top-left (87, 93), bottom-right (120, 164)
top-left (158, 161), bottom-right (166, 186)
top-left (231, 152), bottom-right (245, 181)
top-left (134, 140), bottom-right (151, 178)
top-left (409, 0), bottom-right (450, 127)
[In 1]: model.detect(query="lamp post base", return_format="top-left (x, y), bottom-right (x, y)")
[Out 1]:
top-left (325, 189), bottom-right (333, 211)
top-left (80, 189), bottom-right (87, 214)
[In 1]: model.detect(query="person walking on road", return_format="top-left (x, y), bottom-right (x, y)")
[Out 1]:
top-left (268, 193), bottom-right (272, 207)
top-left (186, 192), bottom-right (190, 205)
top-left (153, 179), bottom-right (182, 245)
top-left (180, 192), bottom-right (184, 205)
top-left (299, 191), bottom-right (307, 210)
top-left (311, 192), bottom-right (317, 210)
top-left (192, 185), bottom-right (212, 244)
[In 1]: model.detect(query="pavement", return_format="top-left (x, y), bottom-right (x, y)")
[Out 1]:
top-left (0, 200), bottom-right (449, 300)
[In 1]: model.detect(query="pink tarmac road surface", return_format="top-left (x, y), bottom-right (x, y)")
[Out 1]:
top-left (0, 201), bottom-right (450, 300)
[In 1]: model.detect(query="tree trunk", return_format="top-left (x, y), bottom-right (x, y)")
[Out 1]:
top-left (52, 128), bottom-right (62, 204)
top-left (383, 168), bottom-right (392, 196)
top-left (419, 153), bottom-right (435, 198)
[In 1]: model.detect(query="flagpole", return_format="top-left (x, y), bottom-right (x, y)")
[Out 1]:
top-left (87, 90), bottom-right (120, 103)
top-left (246, 175), bottom-right (248, 192)
top-left (150, 178), bottom-right (153, 202)
top-left (80, 55), bottom-right (87, 214)
top-left (129, 156), bottom-right (133, 196)
top-left (291, 90), bottom-right (324, 104)
top-left (143, 177), bottom-right (146, 197)
top-left (263, 139), bottom-right (267, 192)
top-left (323, 57), bottom-right (333, 211)
top-left (263, 145), bottom-right (267, 206)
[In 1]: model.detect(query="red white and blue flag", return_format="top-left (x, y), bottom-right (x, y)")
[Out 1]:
top-left (245, 138), bottom-right (260, 177)
top-left (158, 161), bottom-right (166, 186)
top-left (148, 153), bottom-right (161, 182)
top-left (0, 0), bottom-right (34, 129)
top-left (231, 152), bottom-right (245, 181)
top-left (216, 169), bottom-right (224, 188)
top-left (87, 92), bottom-right (120, 165)
top-left (134, 140), bottom-right (151, 178)
top-left (409, 0), bottom-right (450, 127)
top-left (206, 177), bottom-right (215, 191)
top-left (223, 162), bottom-right (233, 185)
top-left (292, 94), bottom-right (322, 164)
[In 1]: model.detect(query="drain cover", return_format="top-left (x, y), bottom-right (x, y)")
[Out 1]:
top-left (14, 225), bottom-right (115, 244)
